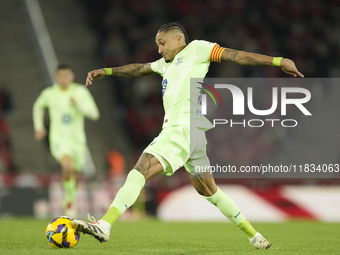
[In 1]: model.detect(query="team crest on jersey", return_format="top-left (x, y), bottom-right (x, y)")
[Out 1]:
top-left (62, 113), bottom-right (72, 124)
top-left (175, 56), bottom-right (183, 66)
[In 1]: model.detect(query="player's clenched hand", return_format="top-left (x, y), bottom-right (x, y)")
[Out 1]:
top-left (85, 69), bottom-right (106, 87)
top-left (280, 58), bottom-right (304, 78)
top-left (35, 129), bottom-right (47, 141)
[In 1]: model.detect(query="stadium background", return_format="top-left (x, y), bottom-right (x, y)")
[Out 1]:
top-left (0, 0), bottom-right (339, 223)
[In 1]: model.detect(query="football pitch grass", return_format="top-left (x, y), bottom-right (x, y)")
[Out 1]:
top-left (0, 218), bottom-right (338, 255)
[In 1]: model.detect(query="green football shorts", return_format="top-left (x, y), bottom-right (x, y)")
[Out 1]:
top-left (144, 125), bottom-right (210, 176)
top-left (50, 141), bottom-right (86, 171)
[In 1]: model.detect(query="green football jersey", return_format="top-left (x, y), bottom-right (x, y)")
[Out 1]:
top-left (151, 40), bottom-right (222, 131)
top-left (33, 83), bottom-right (99, 145)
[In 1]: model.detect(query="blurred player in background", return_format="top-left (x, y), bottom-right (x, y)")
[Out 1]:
top-left (72, 23), bottom-right (303, 249)
top-left (33, 63), bottom-right (100, 217)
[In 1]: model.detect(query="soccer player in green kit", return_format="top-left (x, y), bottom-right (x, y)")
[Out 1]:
top-left (72, 23), bottom-right (303, 249)
top-left (33, 63), bottom-right (99, 217)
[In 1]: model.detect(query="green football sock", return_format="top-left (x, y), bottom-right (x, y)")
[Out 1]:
top-left (101, 169), bottom-right (145, 226)
top-left (238, 219), bottom-right (257, 238)
top-left (101, 207), bottom-right (121, 226)
top-left (203, 187), bottom-right (257, 238)
top-left (62, 178), bottom-right (77, 205)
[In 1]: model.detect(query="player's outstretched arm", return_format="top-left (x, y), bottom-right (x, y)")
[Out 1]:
top-left (221, 49), bottom-right (304, 77)
top-left (33, 91), bottom-right (48, 141)
top-left (85, 63), bottom-right (156, 87)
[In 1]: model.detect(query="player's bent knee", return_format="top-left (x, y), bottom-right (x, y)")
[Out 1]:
top-left (191, 181), bottom-right (215, 196)
top-left (61, 164), bottom-right (73, 174)
top-left (134, 153), bottom-right (163, 181)
top-left (190, 176), bottom-right (218, 197)
top-left (60, 155), bottom-right (73, 170)
top-left (195, 186), bottom-right (216, 197)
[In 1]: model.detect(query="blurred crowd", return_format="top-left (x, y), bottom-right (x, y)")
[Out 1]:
top-left (79, 0), bottom-right (340, 169)
top-left (0, 84), bottom-right (14, 173)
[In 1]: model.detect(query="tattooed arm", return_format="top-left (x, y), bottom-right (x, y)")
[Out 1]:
top-left (85, 63), bottom-right (156, 87)
top-left (221, 49), bottom-right (304, 77)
